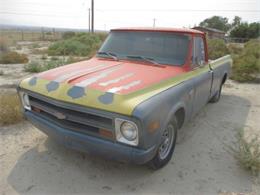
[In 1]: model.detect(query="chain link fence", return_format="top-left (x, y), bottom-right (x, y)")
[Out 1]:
top-left (1, 28), bottom-right (64, 43)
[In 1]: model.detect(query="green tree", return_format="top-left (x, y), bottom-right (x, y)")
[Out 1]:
top-left (247, 23), bottom-right (260, 38)
top-left (230, 22), bottom-right (260, 38)
top-left (232, 16), bottom-right (242, 27)
top-left (199, 16), bottom-right (231, 32)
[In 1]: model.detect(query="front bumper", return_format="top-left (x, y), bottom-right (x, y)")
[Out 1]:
top-left (25, 111), bottom-right (157, 164)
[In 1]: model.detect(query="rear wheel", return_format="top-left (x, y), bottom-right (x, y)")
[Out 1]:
top-left (148, 118), bottom-right (178, 170)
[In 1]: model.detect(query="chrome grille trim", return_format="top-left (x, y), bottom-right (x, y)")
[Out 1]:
top-left (28, 94), bottom-right (114, 137)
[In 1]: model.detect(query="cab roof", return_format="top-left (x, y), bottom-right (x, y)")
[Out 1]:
top-left (111, 27), bottom-right (204, 35)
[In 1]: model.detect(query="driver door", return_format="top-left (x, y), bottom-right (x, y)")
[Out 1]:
top-left (191, 36), bottom-right (213, 117)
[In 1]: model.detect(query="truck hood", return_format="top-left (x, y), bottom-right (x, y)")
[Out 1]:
top-left (19, 58), bottom-right (191, 115)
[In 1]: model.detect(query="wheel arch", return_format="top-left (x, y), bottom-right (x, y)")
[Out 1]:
top-left (222, 73), bottom-right (228, 84)
top-left (163, 102), bottom-right (187, 132)
top-left (174, 107), bottom-right (185, 129)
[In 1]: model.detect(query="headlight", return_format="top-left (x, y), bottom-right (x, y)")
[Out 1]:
top-left (19, 92), bottom-right (31, 110)
top-left (115, 118), bottom-right (138, 146)
top-left (120, 122), bottom-right (138, 141)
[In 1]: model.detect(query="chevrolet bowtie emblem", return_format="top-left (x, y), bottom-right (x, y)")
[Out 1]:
top-left (53, 112), bottom-right (66, 120)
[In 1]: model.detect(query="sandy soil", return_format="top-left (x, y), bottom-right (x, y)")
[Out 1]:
top-left (0, 41), bottom-right (50, 89)
top-left (0, 64), bottom-right (32, 88)
top-left (0, 80), bottom-right (259, 195)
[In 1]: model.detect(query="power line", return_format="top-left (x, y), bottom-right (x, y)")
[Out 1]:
top-left (0, 11), bottom-right (81, 18)
top-left (1, 8), bottom-right (259, 17)
top-left (95, 9), bottom-right (260, 13)
top-left (1, 8), bottom-right (259, 19)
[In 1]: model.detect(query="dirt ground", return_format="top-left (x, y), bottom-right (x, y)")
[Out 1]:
top-left (0, 78), bottom-right (259, 195)
top-left (0, 41), bottom-right (50, 89)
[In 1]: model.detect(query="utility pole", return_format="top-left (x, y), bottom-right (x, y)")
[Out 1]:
top-left (52, 28), bottom-right (56, 40)
top-left (21, 29), bottom-right (24, 41)
top-left (88, 8), bottom-right (91, 33)
top-left (153, 18), bottom-right (156, 28)
top-left (41, 27), bottom-right (44, 40)
top-left (91, 0), bottom-right (94, 33)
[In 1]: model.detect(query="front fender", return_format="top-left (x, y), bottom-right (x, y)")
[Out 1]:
top-left (132, 81), bottom-right (193, 149)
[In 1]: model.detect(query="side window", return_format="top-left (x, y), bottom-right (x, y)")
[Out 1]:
top-left (192, 36), bottom-right (205, 68)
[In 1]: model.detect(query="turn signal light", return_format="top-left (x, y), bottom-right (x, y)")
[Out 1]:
top-left (99, 129), bottom-right (113, 139)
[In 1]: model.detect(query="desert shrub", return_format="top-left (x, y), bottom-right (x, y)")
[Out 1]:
top-left (231, 40), bottom-right (260, 82)
top-left (0, 92), bottom-right (24, 126)
top-left (62, 31), bottom-right (76, 39)
top-left (227, 43), bottom-right (243, 56)
top-left (66, 56), bottom-right (86, 64)
top-left (208, 39), bottom-right (229, 60)
top-left (32, 48), bottom-right (48, 55)
top-left (41, 54), bottom-right (48, 60)
top-left (16, 45), bottom-right (22, 50)
top-left (0, 51), bottom-right (29, 64)
top-left (48, 33), bottom-right (107, 57)
top-left (24, 61), bottom-right (42, 73)
top-left (44, 60), bottom-right (64, 70)
top-left (32, 43), bottom-right (40, 48)
top-left (227, 129), bottom-right (260, 175)
top-left (49, 39), bottom-right (89, 56)
top-left (95, 33), bottom-right (108, 42)
top-left (25, 59), bottom-right (68, 73)
top-left (50, 56), bottom-right (59, 61)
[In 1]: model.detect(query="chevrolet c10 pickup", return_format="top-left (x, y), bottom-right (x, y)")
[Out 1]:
top-left (18, 27), bottom-right (232, 169)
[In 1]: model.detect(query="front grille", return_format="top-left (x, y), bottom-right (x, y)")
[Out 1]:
top-left (28, 95), bottom-right (114, 138)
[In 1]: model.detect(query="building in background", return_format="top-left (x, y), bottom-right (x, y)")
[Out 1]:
top-left (192, 26), bottom-right (225, 39)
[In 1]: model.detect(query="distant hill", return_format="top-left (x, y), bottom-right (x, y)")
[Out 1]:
top-left (0, 24), bottom-right (107, 33)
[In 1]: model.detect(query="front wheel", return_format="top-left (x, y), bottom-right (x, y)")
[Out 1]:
top-left (148, 118), bottom-right (178, 170)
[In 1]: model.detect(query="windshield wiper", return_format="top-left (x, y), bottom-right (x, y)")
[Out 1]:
top-left (97, 51), bottom-right (119, 61)
top-left (126, 55), bottom-right (160, 65)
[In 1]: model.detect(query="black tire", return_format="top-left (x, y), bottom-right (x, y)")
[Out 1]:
top-left (148, 117), bottom-right (178, 170)
top-left (209, 83), bottom-right (223, 103)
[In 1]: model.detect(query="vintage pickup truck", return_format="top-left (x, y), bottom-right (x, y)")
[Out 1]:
top-left (18, 27), bottom-right (232, 169)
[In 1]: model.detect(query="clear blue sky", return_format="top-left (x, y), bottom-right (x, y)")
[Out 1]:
top-left (1, 0), bottom-right (259, 30)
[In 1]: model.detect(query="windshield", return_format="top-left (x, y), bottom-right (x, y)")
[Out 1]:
top-left (98, 31), bottom-right (191, 66)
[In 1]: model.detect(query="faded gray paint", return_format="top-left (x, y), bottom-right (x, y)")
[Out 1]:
top-left (46, 81), bottom-right (60, 92)
top-left (98, 92), bottom-right (114, 104)
top-left (29, 77), bottom-right (37, 86)
top-left (67, 86), bottom-right (86, 99)
top-left (132, 62), bottom-right (230, 150)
